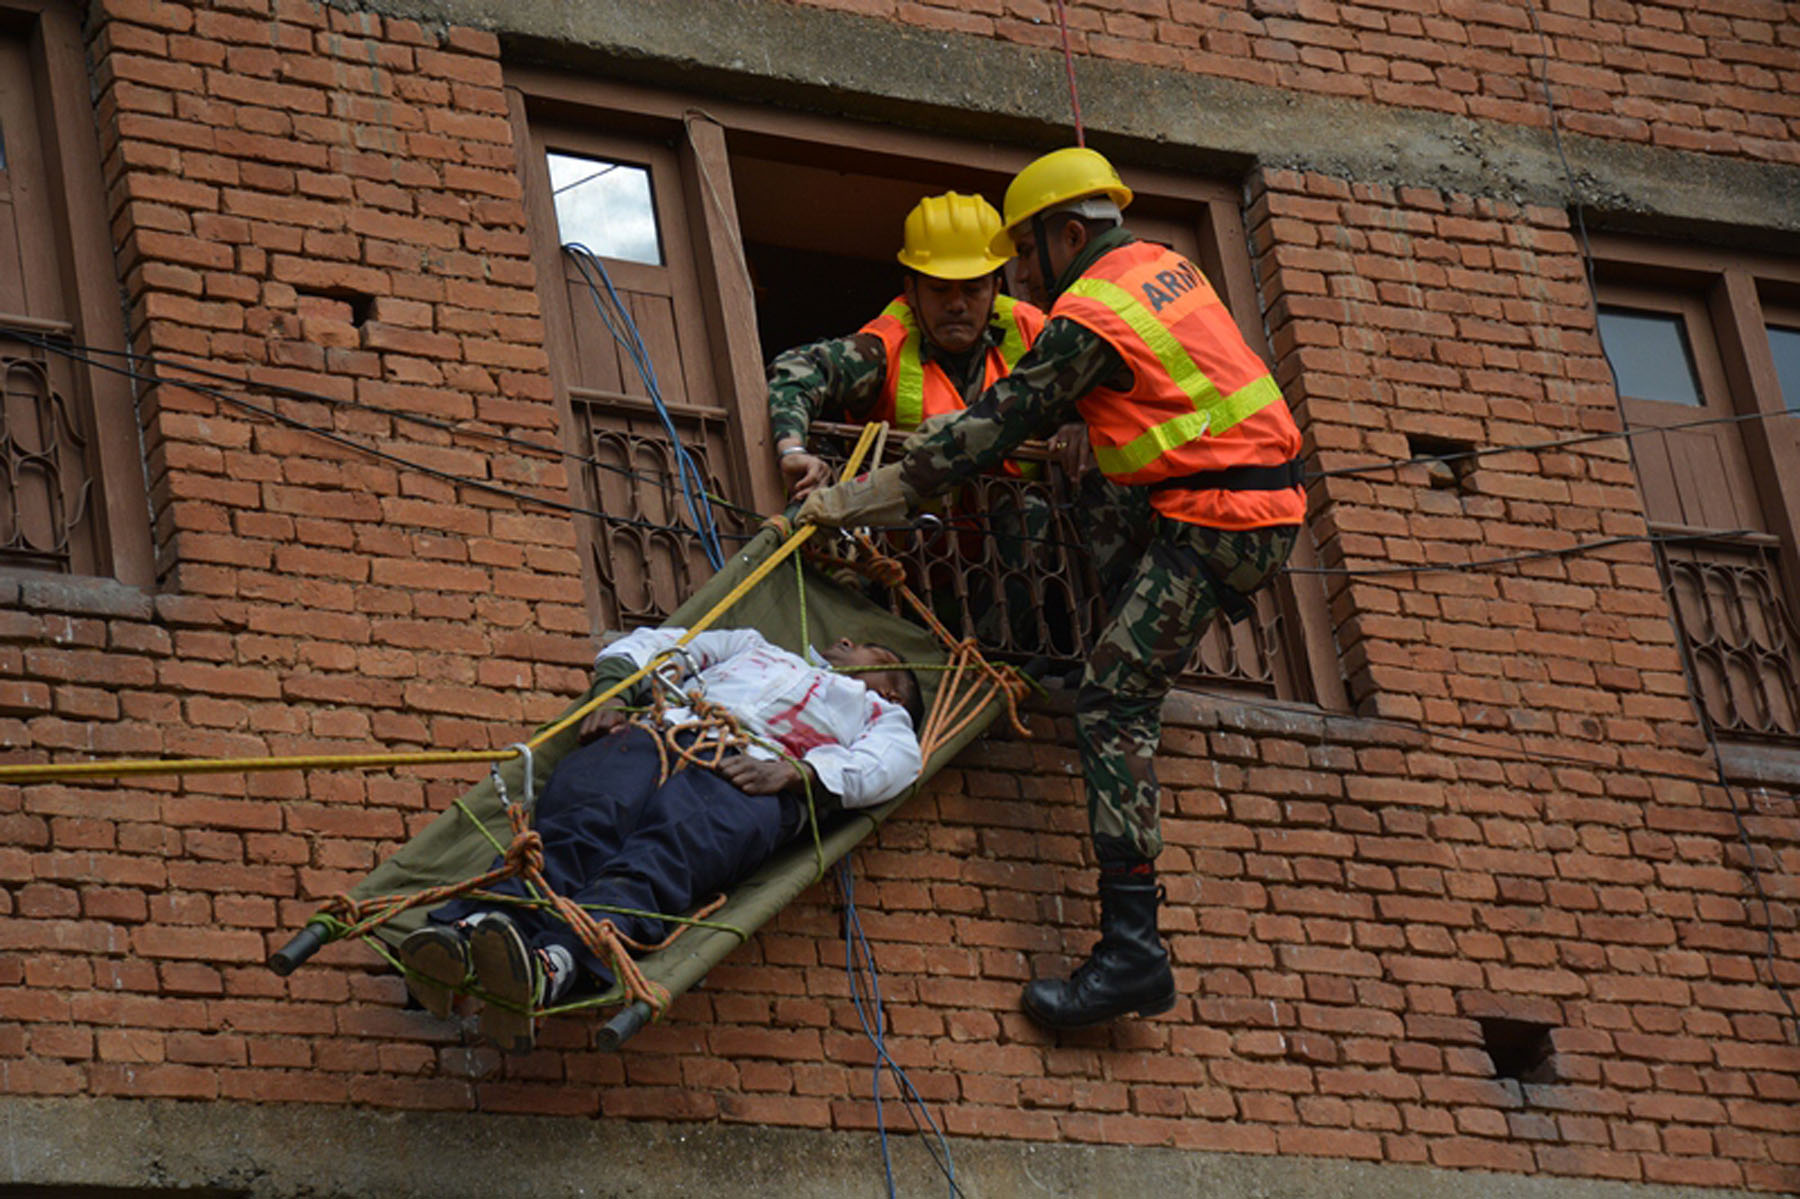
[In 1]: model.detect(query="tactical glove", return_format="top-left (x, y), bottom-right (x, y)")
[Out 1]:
top-left (796, 462), bottom-right (916, 529)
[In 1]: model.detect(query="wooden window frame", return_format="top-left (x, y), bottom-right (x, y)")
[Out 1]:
top-left (506, 69), bottom-right (1345, 709)
top-left (0, 0), bottom-right (152, 586)
top-left (1593, 235), bottom-right (1800, 746)
top-left (1762, 301), bottom-right (1800, 412)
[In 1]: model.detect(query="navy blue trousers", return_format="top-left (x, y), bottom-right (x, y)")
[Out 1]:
top-left (434, 726), bottom-right (806, 984)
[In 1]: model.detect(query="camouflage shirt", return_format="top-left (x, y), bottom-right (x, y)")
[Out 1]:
top-left (898, 228), bottom-right (1136, 499)
top-left (766, 310), bottom-right (1009, 446)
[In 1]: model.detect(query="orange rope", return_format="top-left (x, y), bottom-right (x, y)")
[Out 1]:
top-left (324, 519), bottom-right (1027, 1020)
top-left (800, 531), bottom-right (1032, 757)
top-left (630, 688), bottom-right (754, 780)
top-left (322, 772), bottom-right (729, 1019)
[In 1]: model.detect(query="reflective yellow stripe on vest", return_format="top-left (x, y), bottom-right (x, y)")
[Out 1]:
top-left (1067, 277), bottom-right (1283, 477)
top-left (879, 299), bottom-right (927, 429)
top-left (993, 294), bottom-right (1030, 372)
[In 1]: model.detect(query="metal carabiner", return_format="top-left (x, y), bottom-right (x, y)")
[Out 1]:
top-left (490, 741), bottom-right (536, 813)
top-left (911, 511), bottom-right (943, 553)
top-left (651, 645), bottom-right (706, 703)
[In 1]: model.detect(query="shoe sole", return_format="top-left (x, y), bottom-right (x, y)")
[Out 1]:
top-left (1022, 984), bottom-right (1178, 1029)
top-left (470, 919), bottom-right (537, 1053)
top-left (396, 927), bottom-right (466, 1020)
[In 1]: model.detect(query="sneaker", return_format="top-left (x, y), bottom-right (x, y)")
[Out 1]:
top-left (469, 914), bottom-right (574, 1053)
top-left (396, 924), bottom-right (470, 1020)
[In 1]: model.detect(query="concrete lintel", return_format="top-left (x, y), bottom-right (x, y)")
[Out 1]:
top-left (348, 0), bottom-right (1800, 250)
top-left (0, 1096), bottom-right (1766, 1198)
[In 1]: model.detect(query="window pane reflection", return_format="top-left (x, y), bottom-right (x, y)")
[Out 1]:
top-left (1770, 325), bottom-right (1800, 413)
top-left (547, 152), bottom-right (661, 266)
top-left (1597, 305), bottom-right (1703, 407)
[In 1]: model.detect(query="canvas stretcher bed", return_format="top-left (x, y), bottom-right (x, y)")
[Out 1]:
top-left (268, 523), bottom-right (1019, 1049)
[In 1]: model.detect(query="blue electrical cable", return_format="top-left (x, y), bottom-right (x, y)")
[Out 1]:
top-left (563, 244), bottom-right (726, 570)
top-left (837, 858), bottom-right (965, 1199)
top-left (564, 243), bottom-right (724, 569)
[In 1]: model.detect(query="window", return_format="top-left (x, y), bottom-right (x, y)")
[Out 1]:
top-left (509, 75), bottom-right (1343, 707)
top-left (1597, 305), bottom-right (1703, 407)
top-left (521, 122), bottom-right (761, 632)
top-left (1594, 240), bottom-right (1800, 742)
top-left (0, 8), bottom-right (151, 585)
top-left (547, 153), bottom-right (663, 266)
top-left (1768, 318), bottom-right (1800, 411)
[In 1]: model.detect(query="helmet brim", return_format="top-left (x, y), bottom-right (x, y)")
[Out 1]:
top-left (896, 249), bottom-right (1012, 279)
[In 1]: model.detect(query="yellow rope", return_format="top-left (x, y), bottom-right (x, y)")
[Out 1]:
top-left (0, 423), bottom-right (887, 786)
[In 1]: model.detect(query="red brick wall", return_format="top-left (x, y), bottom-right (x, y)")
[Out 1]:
top-left (4, 0), bottom-right (591, 1097)
top-left (796, 0), bottom-right (1800, 164)
top-left (1243, 169), bottom-right (1799, 1189)
top-left (0, 0), bottom-right (1796, 1193)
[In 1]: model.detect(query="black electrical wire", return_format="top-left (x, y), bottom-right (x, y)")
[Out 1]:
top-left (0, 323), bottom-right (769, 526)
top-left (18, 320), bottom-right (1800, 580)
top-left (1520, 0), bottom-right (1798, 1043)
top-left (1304, 402), bottom-right (1800, 484)
top-left (2, 325), bottom-right (760, 546)
top-left (1280, 528), bottom-right (1763, 577)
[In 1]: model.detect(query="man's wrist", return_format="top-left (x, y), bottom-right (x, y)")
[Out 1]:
top-left (779, 445), bottom-right (810, 458)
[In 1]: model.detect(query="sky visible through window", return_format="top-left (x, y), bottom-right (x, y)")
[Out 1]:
top-left (1596, 305), bottom-right (1703, 407)
top-left (1769, 325), bottom-right (1800, 412)
top-left (547, 152), bottom-right (661, 266)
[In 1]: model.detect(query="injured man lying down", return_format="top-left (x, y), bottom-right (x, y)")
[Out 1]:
top-left (398, 626), bottom-right (925, 1051)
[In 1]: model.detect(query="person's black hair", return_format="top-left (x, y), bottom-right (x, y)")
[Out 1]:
top-left (1041, 210), bottom-right (1119, 242)
top-left (901, 268), bottom-right (1003, 286)
top-left (865, 642), bottom-right (926, 731)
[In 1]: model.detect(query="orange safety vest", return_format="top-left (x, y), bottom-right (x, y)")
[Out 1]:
top-left (859, 293), bottom-right (1045, 430)
top-left (1052, 241), bottom-right (1304, 530)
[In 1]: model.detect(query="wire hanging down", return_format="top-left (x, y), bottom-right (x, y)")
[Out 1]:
top-left (564, 244), bottom-right (726, 570)
top-left (838, 859), bottom-right (966, 1199)
top-left (1053, 0), bottom-right (1085, 146)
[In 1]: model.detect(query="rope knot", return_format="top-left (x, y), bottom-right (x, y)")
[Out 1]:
top-left (867, 556), bottom-right (906, 586)
top-left (503, 827), bottom-right (545, 877)
top-left (321, 892), bottom-right (367, 921)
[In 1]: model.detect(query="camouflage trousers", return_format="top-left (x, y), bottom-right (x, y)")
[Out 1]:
top-left (1075, 474), bottom-right (1298, 865)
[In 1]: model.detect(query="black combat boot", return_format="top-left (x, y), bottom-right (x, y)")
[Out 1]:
top-left (1022, 871), bottom-right (1176, 1029)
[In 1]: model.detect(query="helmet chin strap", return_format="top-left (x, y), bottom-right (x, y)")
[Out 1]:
top-left (1032, 211), bottom-right (1058, 306)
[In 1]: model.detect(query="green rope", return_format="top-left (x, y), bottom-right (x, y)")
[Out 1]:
top-left (318, 562), bottom-right (886, 1017)
top-left (453, 795), bottom-right (512, 859)
top-left (458, 889), bottom-right (748, 939)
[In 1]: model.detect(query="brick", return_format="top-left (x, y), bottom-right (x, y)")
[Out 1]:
top-left (9, 0), bottom-right (1790, 1179)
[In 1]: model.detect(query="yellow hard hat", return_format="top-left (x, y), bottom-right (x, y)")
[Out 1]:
top-left (991, 147), bottom-right (1134, 257)
top-left (896, 192), bottom-right (1012, 279)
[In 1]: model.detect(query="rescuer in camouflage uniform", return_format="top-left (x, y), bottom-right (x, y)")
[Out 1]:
top-left (800, 149), bottom-right (1306, 1030)
top-left (766, 191), bottom-right (1044, 499)
top-left (768, 192), bottom-right (1052, 652)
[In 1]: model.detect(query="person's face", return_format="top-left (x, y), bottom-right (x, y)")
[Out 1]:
top-left (821, 638), bottom-right (911, 708)
top-left (1007, 218), bottom-right (1086, 307)
top-left (905, 273), bottom-right (999, 355)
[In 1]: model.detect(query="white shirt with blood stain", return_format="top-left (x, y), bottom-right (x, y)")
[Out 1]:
top-left (598, 626), bottom-right (923, 810)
